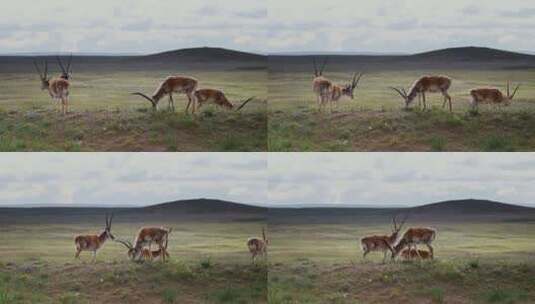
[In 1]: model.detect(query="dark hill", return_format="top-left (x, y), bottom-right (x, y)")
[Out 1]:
top-left (141, 47), bottom-right (265, 63)
top-left (412, 46), bottom-right (535, 61)
top-left (410, 199), bottom-right (532, 215)
top-left (141, 198), bottom-right (265, 214)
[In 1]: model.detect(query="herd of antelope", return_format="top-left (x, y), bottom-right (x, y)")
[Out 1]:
top-left (311, 57), bottom-right (521, 113)
top-left (33, 56), bottom-right (254, 115)
top-left (361, 214), bottom-right (437, 262)
top-left (73, 213), bottom-right (268, 264)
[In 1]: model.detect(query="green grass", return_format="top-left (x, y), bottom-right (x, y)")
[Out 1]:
top-left (0, 69), bottom-right (267, 151)
top-left (268, 216), bottom-right (535, 303)
top-left (269, 69), bottom-right (535, 151)
top-left (0, 218), bottom-right (267, 303)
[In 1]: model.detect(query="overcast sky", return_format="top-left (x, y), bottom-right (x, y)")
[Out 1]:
top-left (2, 153), bottom-right (535, 208)
top-left (0, 0), bottom-right (266, 54)
top-left (0, 153), bottom-right (267, 207)
top-left (269, 153), bottom-right (535, 207)
top-left (2, 0), bottom-right (535, 54)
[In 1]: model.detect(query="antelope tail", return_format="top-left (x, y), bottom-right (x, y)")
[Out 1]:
top-left (131, 92), bottom-right (157, 107)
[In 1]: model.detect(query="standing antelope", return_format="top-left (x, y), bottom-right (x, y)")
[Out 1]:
top-left (391, 75), bottom-right (453, 112)
top-left (312, 58), bottom-right (362, 112)
top-left (56, 54), bottom-right (73, 80)
top-left (34, 60), bottom-right (70, 115)
top-left (247, 228), bottom-right (269, 264)
top-left (132, 76), bottom-right (198, 112)
top-left (469, 82), bottom-right (520, 112)
top-left (194, 89), bottom-right (254, 112)
top-left (360, 215), bottom-right (407, 262)
top-left (74, 214), bottom-right (115, 262)
top-left (392, 227), bottom-right (437, 260)
top-left (122, 227), bottom-right (172, 262)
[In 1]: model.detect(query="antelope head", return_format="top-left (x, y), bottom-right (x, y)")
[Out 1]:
top-left (313, 57), bottom-right (328, 78)
top-left (131, 92), bottom-right (158, 109)
top-left (33, 60), bottom-right (50, 90)
top-left (505, 82), bottom-right (520, 106)
top-left (390, 87), bottom-right (411, 108)
top-left (104, 213), bottom-right (115, 240)
top-left (115, 238), bottom-right (139, 260)
top-left (57, 54), bottom-right (73, 80)
top-left (342, 73), bottom-right (363, 100)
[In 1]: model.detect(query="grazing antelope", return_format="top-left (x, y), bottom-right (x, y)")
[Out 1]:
top-left (469, 82), bottom-right (520, 111)
top-left (247, 228), bottom-right (269, 264)
top-left (132, 76), bottom-right (198, 112)
top-left (56, 54), bottom-right (73, 80)
top-left (360, 214), bottom-right (407, 262)
top-left (312, 58), bottom-right (363, 112)
top-left (393, 227), bottom-right (437, 260)
top-left (74, 214), bottom-right (115, 262)
top-left (116, 236), bottom-right (170, 262)
top-left (34, 60), bottom-right (70, 115)
top-left (400, 248), bottom-right (433, 260)
top-left (123, 227), bottom-right (172, 262)
top-left (391, 75), bottom-right (453, 112)
top-left (194, 89), bottom-right (254, 112)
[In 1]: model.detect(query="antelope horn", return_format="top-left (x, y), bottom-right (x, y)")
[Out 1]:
top-left (131, 92), bottom-right (157, 108)
top-left (352, 72), bottom-right (363, 89)
top-left (66, 53), bottom-right (73, 73)
top-left (390, 87), bottom-right (406, 98)
top-left (507, 81), bottom-right (510, 97)
top-left (44, 60), bottom-right (48, 79)
top-left (319, 57), bottom-right (328, 76)
top-left (262, 227), bottom-right (266, 241)
top-left (235, 97), bottom-right (254, 112)
top-left (56, 56), bottom-right (67, 74)
top-left (115, 238), bottom-right (133, 249)
top-left (511, 84), bottom-right (520, 99)
top-left (313, 58), bottom-right (318, 77)
top-left (109, 212), bottom-right (114, 228)
top-left (33, 60), bottom-right (43, 79)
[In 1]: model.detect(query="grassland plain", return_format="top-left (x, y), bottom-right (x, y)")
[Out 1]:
top-left (268, 62), bottom-right (535, 151)
top-left (267, 207), bottom-right (535, 304)
top-left (0, 206), bottom-right (267, 304)
top-left (0, 53), bottom-right (267, 151)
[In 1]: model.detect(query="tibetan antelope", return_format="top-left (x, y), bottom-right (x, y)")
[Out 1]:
top-left (400, 248), bottom-right (433, 260)
top-left (360, 214), bottom-right (407, 262)
top-left (194, 89), bottom-right (254, 112)
top-left (116, 236), bottom-right (170, 262)
top-left (393, 227), bottom-right (437, 260)
top-left (391, 75), bottom-right (453, 112)
top-left (247, 228), bottom-right (269, 264)
top-left (132, 76), bottom-right (198, 112)
top-left (56, 54), bottom-right (73, 80)
top-left (74, 214), bottom-right (115, 262)
top-left (122, 227), bottom-right (172, 262)
top-left (34, 60), bottom-right (70, 115)
top-left (312, 58), bottom-right (363, 112)
top-left (469, 82), bottom-right (520, 112)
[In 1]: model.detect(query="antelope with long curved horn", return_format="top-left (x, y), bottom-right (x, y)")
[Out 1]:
top-left (132, 76), bottom-right (198, 112)
top-left (360, 214), bottom-right (407, 262)
top-left (34, 59), bottom-right (70, 115)
top-left (194, 88), bottom-right (254, 112)
top-left (74, 213), bottom-right (115, 262)
top-left (391, 75), bottom-right (452, 112)
top-left (312, 57), bottom-right (363, 112)
top-left (469, 82), bottom-right (520, 112)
